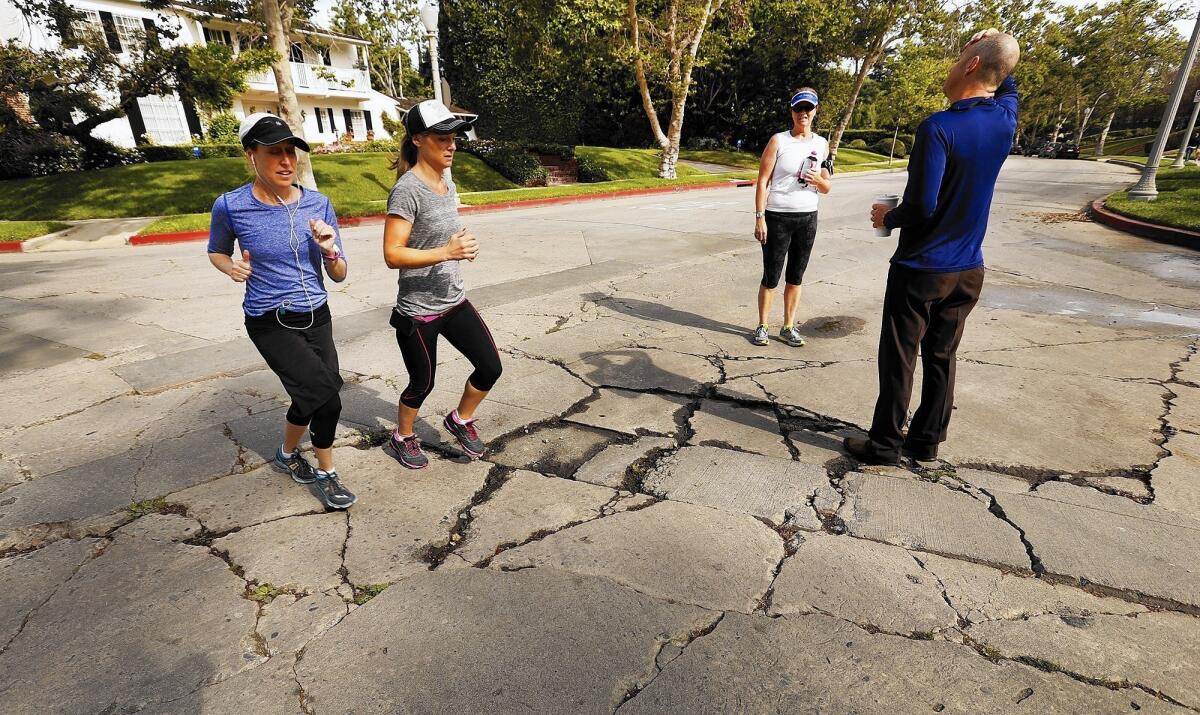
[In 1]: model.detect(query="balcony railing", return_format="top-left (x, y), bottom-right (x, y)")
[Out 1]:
top-left (247, 63), bottom-right (370, 95)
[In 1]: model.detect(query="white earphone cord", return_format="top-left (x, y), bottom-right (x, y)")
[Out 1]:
top-left (252, 155), bottom-right (316, 331)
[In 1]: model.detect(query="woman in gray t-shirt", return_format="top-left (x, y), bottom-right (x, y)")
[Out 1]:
top-left (379, 100), bottom-right (503, 469)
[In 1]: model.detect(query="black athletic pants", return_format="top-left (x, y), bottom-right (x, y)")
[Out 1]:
top-left (761, 210), bottom-right (818, 289)
top-left (393, 300), bottom-right (503, 409)
top-left (867, 264), bottom-right (985, 456)
top-left (245, 303), bottom-right (343, 449)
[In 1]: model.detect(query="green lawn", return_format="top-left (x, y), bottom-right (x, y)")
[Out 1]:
top-left (678, 149), bottom-right (761, 170)
top-left (677, 147), bottom-right (902, 172)
top-left (1104, 165), bottom-right (1200, 232)
top-left (576, 147), bottom-right (705, 180)
top-left (0, 220), bottom-right (70, 243)
top-left (0, 152), bottom-right (513, 221)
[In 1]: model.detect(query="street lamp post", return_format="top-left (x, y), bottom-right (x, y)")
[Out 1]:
top-left (418, 1), bottom-right (453, 189)
top-left (1171, 90), bottom-right (1200, 168)
top-left (1128, 8), bottom-right (1200, 201)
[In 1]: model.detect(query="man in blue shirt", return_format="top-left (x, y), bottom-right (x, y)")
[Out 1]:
top-left (845, 29), bottom-right (1021, 465)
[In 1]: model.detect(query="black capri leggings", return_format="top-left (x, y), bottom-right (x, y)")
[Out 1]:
top-left (393, 300), bottom-right (503, 409)
top-left (246, 303), bottom-right (343, 449)
top-left (761, 210), bottom-right (818, 289)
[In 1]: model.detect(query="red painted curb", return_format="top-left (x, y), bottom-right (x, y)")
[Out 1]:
top-left (1090, 198), bottom-right (1199, 250)
top-left (0, 242), bottom-right (23, 253)
top-left (123, 179), bottom-right (754, 245)
top-left (128, 229), bottom-right (209, 246)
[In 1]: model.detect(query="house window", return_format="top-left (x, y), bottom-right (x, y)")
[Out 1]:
top-left (349, 110), bottom-right (366, 138)
top-left (289, 43), bottom-right (304, 63)
top-left (203, 26), bottom-right (233, 46)
top-left (320, 47), bottom-right (332, 66)
top-left (137, 95), bottom-right (189, 145)
top-left (111, 14), bottom-right (143, 52)
top-left (72, 9), bottom-right (104, 42)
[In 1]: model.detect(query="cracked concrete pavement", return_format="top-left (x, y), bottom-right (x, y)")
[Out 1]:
top-left (1, 157), bottom-right (1199, 712)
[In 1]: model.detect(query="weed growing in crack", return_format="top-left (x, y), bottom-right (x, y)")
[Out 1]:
top-left (127, 498), bottom-right (185, 519)
top-left (247, 583), bottom-right (284, 604)
top-left (352, 583), bottom-right (389, 605)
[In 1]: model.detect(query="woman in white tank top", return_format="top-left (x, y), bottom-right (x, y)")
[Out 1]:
top-left (750, 87), bottom-right (833, 347)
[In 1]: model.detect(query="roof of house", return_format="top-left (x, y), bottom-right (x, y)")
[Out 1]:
top-left (391, 96), bottom-right (478, 118)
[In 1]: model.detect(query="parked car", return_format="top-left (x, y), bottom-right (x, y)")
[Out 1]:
top-left (1010, 141), bottom-right (1024, 155)
top-left (1057, 142), bottom-right (1080, 159)
top-left (1038, 141), bottom-right (1063, 158)
top-left (1026, 139), bottom-right (1050, 156)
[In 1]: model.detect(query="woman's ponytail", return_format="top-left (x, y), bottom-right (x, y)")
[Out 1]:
top-left (389, 132), bottom-right (420, 178)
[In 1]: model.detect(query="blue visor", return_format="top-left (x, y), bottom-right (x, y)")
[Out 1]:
top-left (790, 90), bottom-right (819, 108)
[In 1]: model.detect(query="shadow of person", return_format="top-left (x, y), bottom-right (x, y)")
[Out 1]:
top-left (578, 347), bottom-right (709, 397)
top-left (583, 292), bottom-right (746, 337)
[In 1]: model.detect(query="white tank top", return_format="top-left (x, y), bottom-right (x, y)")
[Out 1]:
top-left (766, 131), bottom-right (829, 213)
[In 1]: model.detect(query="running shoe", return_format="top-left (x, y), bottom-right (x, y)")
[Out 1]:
top-left (779, 326), bottom-right (805, 347)
top-left (443, 412), bottom-right (487, 458)
top-left (382, 432), bottom-right (429, 469)
top-left (312, 469), bottom-right (357, 509)
top-left (272, 447), bottom-right (316, 484)
top-left (751, 325), bottom-right (769, 346)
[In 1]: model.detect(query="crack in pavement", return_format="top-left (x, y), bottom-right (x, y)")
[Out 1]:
top-left (613, 611), bottom-right (726, 713)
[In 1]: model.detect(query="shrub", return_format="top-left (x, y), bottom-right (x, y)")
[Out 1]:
top-left (841, 129), bottom-right (915, 150)
top-left (685, 136), bottom-right (730, 150)
top-left (869, 138), bottom-right (907, 158)
top-left (310, 139), bottom-right (400, 155)
top-left (380, 111), bottom-right (403, 138)
top-left (0, 131), bottom-right (82, 178)
top-left (575, 154), bottom-right (610, 183)
top-left (81, 139), bottom-right (141, 170)
top-left (197, 144), bottom-right (246, 158)
top-left (847, 139), bottom-right (868, 149)
top-left (204, 112), bottom-right (240, 144)
top-left (525, 142), bottom-right (575, 160)
top-left (459, 139), bottom-right (547, 186)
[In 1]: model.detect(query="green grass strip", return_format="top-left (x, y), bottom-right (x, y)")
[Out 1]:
top-left (0, 220), bottom-right (70, 243)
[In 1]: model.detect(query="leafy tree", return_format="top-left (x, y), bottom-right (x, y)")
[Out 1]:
top-left (825, 0), bottom-right (943, 155)
top-left (873, 42), bottom-right (951, 161)
top-left (2, 0), bottom-right (270, 153)
top-left (625, 0), bottom-right (751, 177)
top-left (331, 0), bottom-right (426, 98)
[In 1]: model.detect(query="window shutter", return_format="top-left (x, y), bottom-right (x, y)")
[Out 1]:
top-left (181, 99), bottom-right (203, 137)
top-left (126, 99), bottom-right (149, 145)
top-left (202, 26), bottom-right (211, 43)
top-left (316, 108), bottom-right (323, 133)
top-left (222, 30), bottom-right (232, 46)
top-left (343, 109), bottom-right (353, 136)
top-left (99, 11), bottom-right (122, 52)
top-left (141, 18), bottom-right (159, 49)
top-left (364, 111), bottom-right (373, 132)
top-left (327, 108), bottom-right (336, 130)
top-left (322, 48), bottom-right (331, 66)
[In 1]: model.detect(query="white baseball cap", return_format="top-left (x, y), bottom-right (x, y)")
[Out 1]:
top-left (403, 100), bottom-right (474, 135)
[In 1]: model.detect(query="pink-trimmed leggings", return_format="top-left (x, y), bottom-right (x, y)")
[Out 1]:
top-left (393, 300), bottom-right (503, 409)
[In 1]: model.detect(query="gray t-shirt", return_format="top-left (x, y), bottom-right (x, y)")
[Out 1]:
top-left (386, 171), bottom-right (466, 316)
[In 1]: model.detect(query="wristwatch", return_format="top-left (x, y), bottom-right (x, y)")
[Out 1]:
top-left (754, 211), bottom-right (765, 218)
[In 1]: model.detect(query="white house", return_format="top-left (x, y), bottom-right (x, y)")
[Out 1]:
top-left (0, 0), bottom-right (403, 146)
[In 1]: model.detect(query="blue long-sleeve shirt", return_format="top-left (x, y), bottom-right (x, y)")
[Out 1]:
top-left (885, 75), bottom-right (1018, 272)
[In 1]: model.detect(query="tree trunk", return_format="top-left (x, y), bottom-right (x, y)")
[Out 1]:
top-left (829, 39), bottom-right (885, 155)
top-left (1076, 104), bottom-right (1095, 146)
top-left (889, 120), bottom-right (899, 166)
top-left (1096, 111), bottom-right (1115, 157)
top-left (261, 0), bottom-right (316, 189)
top-left (627, 0), bottom-right (668, 151)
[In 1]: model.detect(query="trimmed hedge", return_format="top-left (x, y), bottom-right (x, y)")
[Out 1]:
top-left (459, 139), bottom-right (547, 187)
top-left (846, 139), bottom-right (868, 149)
top-left (842, 129), bottom-right (916, 151)
top-left (869, 138), bottom-right (907, 158)
top-left (525, 142), bottom-right (575, 160)
top-left (311, 139), bottom-right (400, 155)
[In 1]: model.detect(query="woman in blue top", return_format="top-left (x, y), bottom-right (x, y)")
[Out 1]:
top-left (206, 113), bottom-right (356, 510)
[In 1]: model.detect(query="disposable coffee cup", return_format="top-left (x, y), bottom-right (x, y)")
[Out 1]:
top-left (874, 195), bottom-right (900, 237)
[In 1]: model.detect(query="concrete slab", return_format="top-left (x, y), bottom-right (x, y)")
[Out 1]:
top-left (837, 472), bottom-right (1032, 571)
top-left (960, 336), bottom-right (1188, 381)
top-left (1173, 384), bottom-right (1200, 434)
top-left (168, 462), bottom-right (326, 534)
top-left (0, 537), bottom-right (261, 714)
top-left (116, 513), bottom-right (203, 543)
top-left (565, 388), bottom-right (688, 437)
top-left (994, 482), bottom-right (1200, 609)
top-left (341, 448), bottom-right (491, 586)
top-left (297, 569), bottom-right (715, 713)
top-left (769, 532), bottom-right (959, 635)
top-left (0, 538), bottom-right (100, 646)
top-left (571, 347), bottom-right (721, 395)
top-left (488, 422), bottom-right (618, 478)
top-left (140, 656), bottom-right (305, 714)
top-left (968, 611), bottom-right (1200, 709)
top-left (491, 500), bottom-right (782, 613)
top-left (621, 612), bottom-right (1184, 713)
top-left (214, 512), bottom-right (347, 593)
top-left (644, 446), bottom-right (834, 527)
top-left (456, 470), bottom-right (624, 564)
top-left (686, 399), bottom-right (791, 459)
top-left (1153, 431), bottom-right (1200, 519)
top-left (573, 437), bottom-right (675, 490)
top-left (258, 592), bottom-right (349, 656)
top-left (918, 553), bottom-right (1145, 625)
